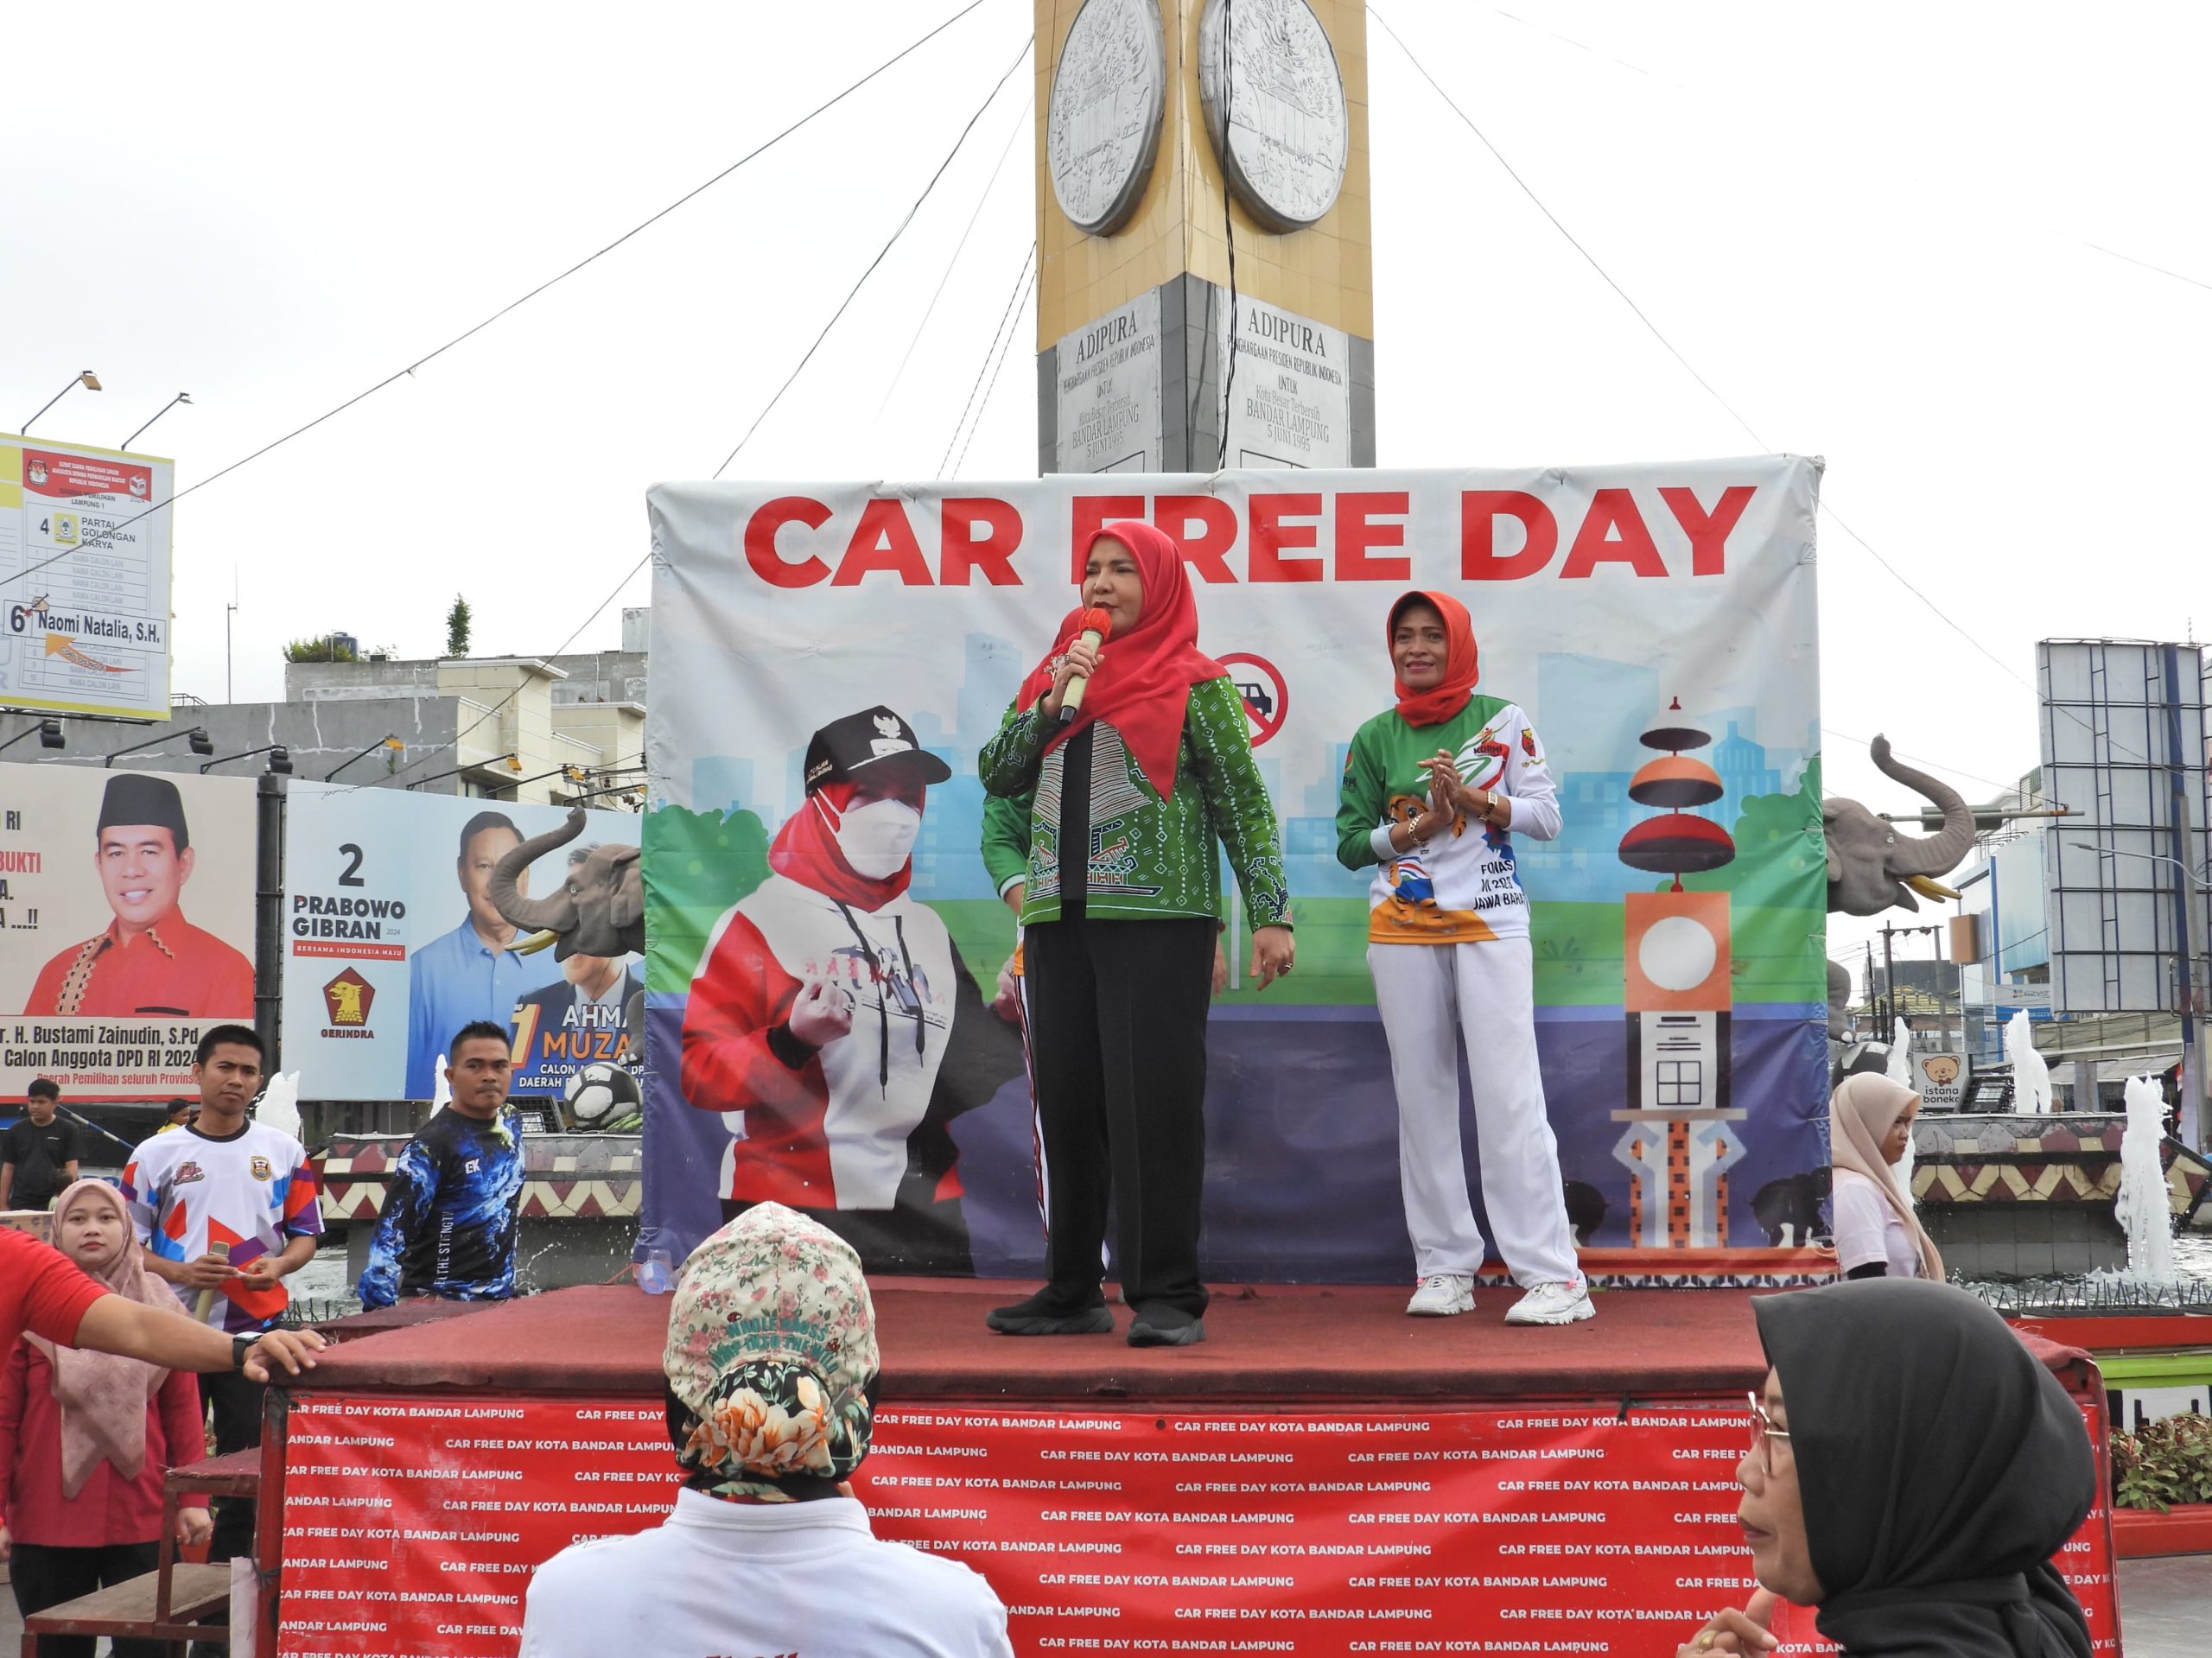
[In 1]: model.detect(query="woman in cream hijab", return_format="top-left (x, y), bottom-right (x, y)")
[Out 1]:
top-left (3, 1178), bottom-right (210, 1653)
top-left (1829, 1074), bottom-right (1943, 1280)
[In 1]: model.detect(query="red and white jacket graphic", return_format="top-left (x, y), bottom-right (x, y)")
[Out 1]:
top-left (680, 874), bottom-right (1016, 1210)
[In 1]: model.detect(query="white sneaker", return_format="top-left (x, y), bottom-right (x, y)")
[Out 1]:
top-left (1406, 1273), bottom-right (1474, 1317)
top-left (1504, 1280), bottom-right (1595, 1325)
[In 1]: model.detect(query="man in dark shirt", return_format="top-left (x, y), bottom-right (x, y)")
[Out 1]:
top-left (356, 1021), bottom-right (527, 1307)
top-left (1, 1079), bottom-right (80, 1210)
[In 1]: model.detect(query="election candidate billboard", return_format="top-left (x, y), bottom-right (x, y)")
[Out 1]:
top-left (0, 434), bottom-right (175, 719)
top-left (642, 462), bottom-right (1827, 1279)
top-left (282, 785), bottom-right (641, 1102)
top-left (0, 761), bottom-right (256, 1101)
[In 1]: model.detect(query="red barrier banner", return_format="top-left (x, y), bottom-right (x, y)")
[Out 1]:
top-left (277, 1394), bottom-right (2120, 1658)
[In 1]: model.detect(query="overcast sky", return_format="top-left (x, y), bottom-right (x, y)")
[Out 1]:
top-left (5, 0), bottom-right (2205, 976)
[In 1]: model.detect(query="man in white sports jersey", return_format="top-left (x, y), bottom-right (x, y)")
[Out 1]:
top-left (124, 1022), bottom-right (321, 1563)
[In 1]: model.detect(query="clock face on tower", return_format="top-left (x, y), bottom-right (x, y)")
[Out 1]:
top-left (1198, 0), bottom-right (1350, 233)
top-left (1046, 0), bottom-right (1167, 237)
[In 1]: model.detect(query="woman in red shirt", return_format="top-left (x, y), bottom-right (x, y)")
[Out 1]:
top-left (1, 1180), bottom-right (209, 1655)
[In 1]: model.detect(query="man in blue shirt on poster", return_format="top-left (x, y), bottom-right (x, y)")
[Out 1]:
top-left (405, 812), bottom-right (549, 1099)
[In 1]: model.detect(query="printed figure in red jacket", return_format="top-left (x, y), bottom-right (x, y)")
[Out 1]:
top-left (680, 708), bottom-right (1024, 1274)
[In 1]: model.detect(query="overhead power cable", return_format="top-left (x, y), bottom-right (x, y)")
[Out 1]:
top-left (949, 257), bottom-right (1035, 479)
top-left (2063, 236), bottom-right (2212, 295)
top-left (0, 0), bottom-right (995, 599)
top-left (710, 35), bottom-right (1032, 479)
top-left (359, 25), bottom-right (1031, 793)
top-left (863, 88), bottom-right (1035, 451)
top-left (1371, 7), bottom-right (2156, 760)
top-left (938, 241), bottom-right (1037, 476)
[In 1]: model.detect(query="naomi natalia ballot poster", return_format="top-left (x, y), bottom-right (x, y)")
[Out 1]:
top-left (640, 461), bottom-right (1827, 1279)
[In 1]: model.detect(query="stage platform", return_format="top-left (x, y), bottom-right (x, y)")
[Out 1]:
top-left (274, 1278), bottom-right (2122, 1658)
top-left (306, 1274), bottom-right (1986, 1403)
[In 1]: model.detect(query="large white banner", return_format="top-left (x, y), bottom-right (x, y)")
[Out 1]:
top-left (643, 461), bottom-right (1827, 1276)
top-left (281, 785), bottom-right (641, 1102)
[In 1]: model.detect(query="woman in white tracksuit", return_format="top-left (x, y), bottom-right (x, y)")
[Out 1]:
top-left (1334, 590), bottom-right (1592, 1326)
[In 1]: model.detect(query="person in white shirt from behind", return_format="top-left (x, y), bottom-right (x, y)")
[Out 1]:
top-left (1828, 1074), bottom-right (1944, 1280)
top-left (518, 1203), bottom-right (1012, 1658)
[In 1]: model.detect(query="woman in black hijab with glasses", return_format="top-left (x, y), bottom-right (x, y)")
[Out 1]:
top-left (1676, 1277), bottom-right (2096, 1658)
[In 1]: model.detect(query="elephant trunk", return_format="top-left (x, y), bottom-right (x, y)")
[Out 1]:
top-left (487, 807), bottom-right (588, 937)
top-left (1869, 734), bottom-right (1974, 880)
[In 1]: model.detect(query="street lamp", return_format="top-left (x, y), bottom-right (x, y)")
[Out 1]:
top-left (201, 744), bottom-right (292, 776)
top-left (405, 753), bottom-right (520, 791)
top-left (2072, 842), bottom-right (2212, 890)
top-left (509, 764), bottom-right (588, 791)
top-left (323, 734), bottom-right (404, 782)
top-left (21, 370), bottom-right (101, 435)
top-left (0, 719), bottom-right (64, 753)
top-left (121, 392), bottom-right (192, 453)
top-left (103, 727), bottom-right (213, 767)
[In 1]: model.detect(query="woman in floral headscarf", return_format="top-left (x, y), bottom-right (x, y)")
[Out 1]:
top-left (518, 1204), bottom-right (1012, 1658)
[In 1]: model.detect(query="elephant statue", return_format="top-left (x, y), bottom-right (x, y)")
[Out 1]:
top-left (487, 808), bottom-right (644, 962)
top-left (1823, 734), bottom-right (1976, 1087)
top-left (1824, 734), bottom-right (1976, 917)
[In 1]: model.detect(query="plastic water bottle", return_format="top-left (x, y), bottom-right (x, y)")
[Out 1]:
top-left (638, 1249), bottom-right (674, 1296)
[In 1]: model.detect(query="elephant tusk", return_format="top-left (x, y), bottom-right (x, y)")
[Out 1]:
top-left (1904, 873), bottom-right (1961, 903)
top-left (511, 930), bottom-right (562, 956)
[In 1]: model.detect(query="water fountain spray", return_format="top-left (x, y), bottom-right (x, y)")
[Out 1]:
top-left (2117, 1074), bottom-right (2177, 1284)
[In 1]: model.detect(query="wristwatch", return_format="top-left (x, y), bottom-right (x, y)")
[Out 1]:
top-left (231, 1332), bottom-right (259, 1371)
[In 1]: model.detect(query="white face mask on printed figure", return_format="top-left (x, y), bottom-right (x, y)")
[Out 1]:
top-left (826, 797), bottom-right (922, 879)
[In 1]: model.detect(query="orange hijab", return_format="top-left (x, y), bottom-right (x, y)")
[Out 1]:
top-left (1016, 522), bottom-right (1225, 797)
top-left (1388, 590), bottom-right (1480, 728)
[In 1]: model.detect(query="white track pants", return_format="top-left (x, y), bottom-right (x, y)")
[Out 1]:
top-left (1368, 937), bottom-right (1579, 1286)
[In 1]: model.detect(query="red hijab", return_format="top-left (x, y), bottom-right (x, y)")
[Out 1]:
top-left (1388, 589), bottom-right (1479, 728)
top-left (1016, 521), bottom-right (1225, 797)
top-left (768, 777), bottom-right (923, 912)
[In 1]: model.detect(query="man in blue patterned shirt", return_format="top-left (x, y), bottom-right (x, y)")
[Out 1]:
top-left (357, 1020), bottom-right (526, 1308)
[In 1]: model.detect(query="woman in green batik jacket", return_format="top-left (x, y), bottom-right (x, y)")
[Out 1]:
top-left (978, 521), bottom-right (1293, 1350)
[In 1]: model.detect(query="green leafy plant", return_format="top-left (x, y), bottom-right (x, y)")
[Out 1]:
top-left (444, 594), bottom-right (474, 657)
top-left (283, 635), bottom-right (357, 663)
top-left (2111, 1412), bottom-right (2212, 1513)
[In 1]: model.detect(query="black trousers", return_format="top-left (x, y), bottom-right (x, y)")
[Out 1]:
top-left (9, 1539), bottom-right (163, 1658)
top-left (200, 1366), bottom-right (264, 1563)
top-left (1025, 912), bottom-right (1215, 1317)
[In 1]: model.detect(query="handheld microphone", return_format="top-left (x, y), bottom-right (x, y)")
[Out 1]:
top-left (1057, 607), bottom-right (1114, 725)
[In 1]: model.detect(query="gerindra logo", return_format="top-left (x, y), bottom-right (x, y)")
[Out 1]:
top-left (322, 967), bottom-right (374, 1028)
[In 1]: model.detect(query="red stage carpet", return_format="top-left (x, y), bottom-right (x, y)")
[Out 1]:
top-left (312, 1278), bottom-right (1811, 1401)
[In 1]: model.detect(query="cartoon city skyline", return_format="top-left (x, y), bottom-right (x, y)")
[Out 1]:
top-left (681, 631), bottom-right (1816, 916)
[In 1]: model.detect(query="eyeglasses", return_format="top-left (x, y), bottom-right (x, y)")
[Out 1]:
top-left (1746, 1392), bottom-right (1793, 1477)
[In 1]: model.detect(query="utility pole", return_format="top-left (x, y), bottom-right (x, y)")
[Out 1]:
top-left (226, 572), bottom-right (238, 703)
top-left (1882, 924), bottom-right (1898, 1036)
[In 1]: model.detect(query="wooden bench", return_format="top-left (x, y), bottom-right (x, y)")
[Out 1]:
top-left (17, 1562), bottom-right (230, 1655)
top-left (18, 1447), bottom-right (263, 1655)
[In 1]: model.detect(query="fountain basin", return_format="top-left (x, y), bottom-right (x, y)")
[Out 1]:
top-left (316, 1131), bottom-right (641, 1293)
top-left (1911, 1113), bottom-right (2212, 1280)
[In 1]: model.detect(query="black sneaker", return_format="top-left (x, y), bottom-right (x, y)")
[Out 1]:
top-left (1127, 1302), bottom-right (1205, 1347)
top-left (987, 1289), bottom-right (1114, 1336)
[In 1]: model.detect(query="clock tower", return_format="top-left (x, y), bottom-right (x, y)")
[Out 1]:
top-left (1035, 0), bottom-right (1375, 474)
